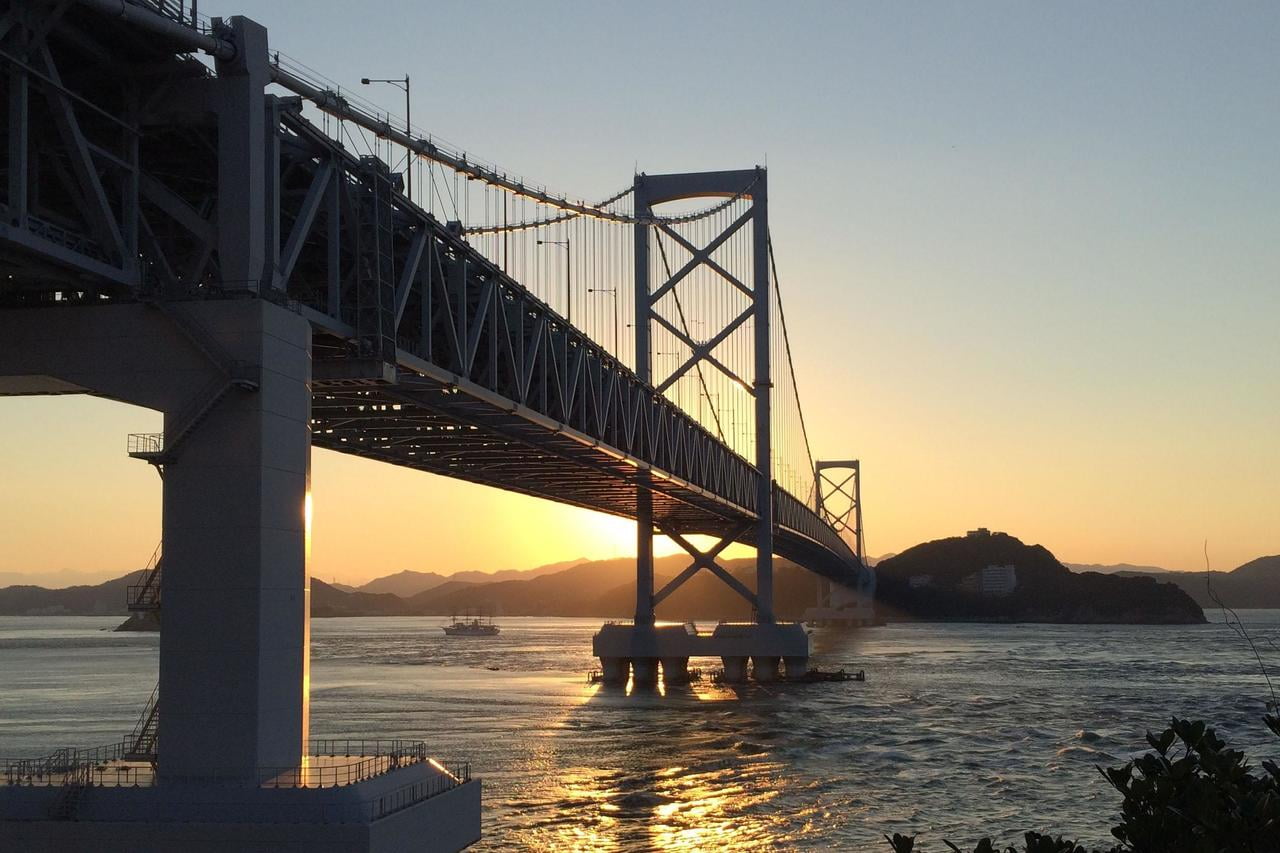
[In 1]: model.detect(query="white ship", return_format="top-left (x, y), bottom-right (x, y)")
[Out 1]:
top-left (442, 612), bottom-right (500, 637)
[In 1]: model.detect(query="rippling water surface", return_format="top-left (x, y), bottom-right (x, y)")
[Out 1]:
top-left (2, 612), bottom-right (1277, 849)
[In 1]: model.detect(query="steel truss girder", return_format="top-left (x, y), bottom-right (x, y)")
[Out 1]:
top-left (1, 3), bottom-right (140, 289)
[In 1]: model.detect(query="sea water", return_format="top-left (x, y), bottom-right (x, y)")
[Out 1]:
top-left (2, 613), bottom-right (1277, 850)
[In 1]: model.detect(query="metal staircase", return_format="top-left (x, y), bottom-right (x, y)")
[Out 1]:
top-left (124, 545), bottom-right (161, 764)
top-left (123, 683), bottom-right (160, 763)
top-left (46, 760), bottom-right (90, 820)
top-left (126, 542), bottom-right (163, 612)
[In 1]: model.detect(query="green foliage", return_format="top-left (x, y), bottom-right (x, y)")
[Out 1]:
top-left (886, 715), bottom-right (1280, 853)
top-left (885, 832), bottom-right (1090, 853)
top-left (1101, 715), bottom-right (1280, 852)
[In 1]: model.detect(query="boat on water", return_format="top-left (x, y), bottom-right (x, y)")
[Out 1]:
top-left (442, 612), bottom-right (500, 637)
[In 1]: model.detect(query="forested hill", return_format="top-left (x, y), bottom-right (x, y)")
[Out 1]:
top-left (875, 532), bottom-right (1205, 624)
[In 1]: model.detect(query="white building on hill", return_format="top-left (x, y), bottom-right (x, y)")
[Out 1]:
top-left (980, 564), bottom-right (1018, 597)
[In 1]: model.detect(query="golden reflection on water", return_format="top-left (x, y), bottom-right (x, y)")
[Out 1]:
top-left (541, 759), bottom-right (789, 851)
top-left (515, 671), bottom-right (810, 851)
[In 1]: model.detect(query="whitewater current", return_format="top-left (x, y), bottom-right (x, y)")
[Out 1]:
top-left (2, 613), bottom-right (1277, 850)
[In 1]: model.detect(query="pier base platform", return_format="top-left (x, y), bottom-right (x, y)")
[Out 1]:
top-left (0, 750), bottom-right (480, 853)
top-left (593, 622), bottom-right (810, 685)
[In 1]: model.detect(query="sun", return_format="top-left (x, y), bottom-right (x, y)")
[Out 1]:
top-left (569, 512), bottom-right (758, 563)
top-left (578, 511), bottom-right (639, 558)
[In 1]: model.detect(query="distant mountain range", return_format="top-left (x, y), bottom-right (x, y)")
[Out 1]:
top-left (0, 574), bottom-right (133, 616)
top-left (0, 555), bottom-right (825, 622)
top-left (1065, 562), bottom-right (1174, 575)
top-left (350, 557), bottom-right (589, 598)
top-left (2, 547), bottom-right (1275, 622)
top-left (0, 568), bottom-right (135, 589)
top-left (310, 555), bottom-right (825, 621)
top-left (1083, 555), bottom-right (1280, 610)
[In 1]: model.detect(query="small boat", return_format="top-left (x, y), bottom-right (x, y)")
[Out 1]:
top-left (442, 612), bottom-right (500, 637)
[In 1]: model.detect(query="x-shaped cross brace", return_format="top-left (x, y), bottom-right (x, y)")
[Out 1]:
top-left (651, 520), bottom-right (757, 609)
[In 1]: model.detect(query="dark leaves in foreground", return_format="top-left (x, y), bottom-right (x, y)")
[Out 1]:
top-left (886, 714), bottom-right (1280, 852)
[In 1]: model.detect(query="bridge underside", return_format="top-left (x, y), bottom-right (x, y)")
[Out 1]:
top-left (310, 336), bottom-right (855, 584)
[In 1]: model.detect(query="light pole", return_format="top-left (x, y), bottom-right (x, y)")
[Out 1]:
top-left (360, 74), bottom-right (411, 202)
top-left (587, 286), bottom-right (619, 354)
top-left (537, 238), bottom-right (570, 323)
top-left (653, 350), bottom-right (681, 406)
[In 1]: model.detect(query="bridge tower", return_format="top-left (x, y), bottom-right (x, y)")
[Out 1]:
top-left (593, 168), bottom-right (809, 686)
top-left (805, 460), bottom-right (876, 625)
top-left (634, 168), bottom-right (775, 625)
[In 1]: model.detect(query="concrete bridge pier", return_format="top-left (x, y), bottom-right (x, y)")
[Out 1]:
top-left (784, 656), bottom-right (810, 680)
top-left (631, 658), bottom-right (659, 687)
top-left (600, 657), bottom-right (630, 685)
top-left (721, 657), bottom-right (749, 684)
top-left (661, 657), bottom-right (690, 685)
top-left (0, 299), bottom-right (481, 850)
top-left (751, 656), bottom-right (780, 682)
top-left (0, 299), bottom-right (312, 779)
top-left (594, 623), bottom-right (809, 684)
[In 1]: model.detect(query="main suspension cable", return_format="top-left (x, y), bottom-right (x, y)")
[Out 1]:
top-left (768, 231), bottom-right (816, 481)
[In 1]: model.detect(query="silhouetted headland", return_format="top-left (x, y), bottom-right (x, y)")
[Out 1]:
top-left (875, 531), bottom-right (1206, 624)
top-left (0, 532), bottom-right (1241, 625)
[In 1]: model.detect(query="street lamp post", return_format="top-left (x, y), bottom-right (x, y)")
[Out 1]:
top-left (587, 286), bottom-right (619, 354)
top-left (360, 74), bottom-right (411, 202)
top-left (537, 238), bottom-right (571, 323)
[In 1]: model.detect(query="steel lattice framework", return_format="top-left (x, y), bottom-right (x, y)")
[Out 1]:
top-left (0, 0), bottom-right (873, 593)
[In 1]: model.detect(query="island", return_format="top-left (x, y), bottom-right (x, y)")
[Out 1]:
top-left (875, 529), bottom-right (1205, 624)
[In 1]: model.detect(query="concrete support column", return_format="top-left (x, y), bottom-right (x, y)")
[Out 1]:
top-left (631, 658), bottom-right (658, 687)
top-left (634, 478), bottom-right (655, 626)
top-left (159, 301), bottom-right (311, 780)
top-left (0, 300), bottom-right (311, 783)
top-left (721, 656), bottom-right (748, 684)
top-left (784, 656), bottom-right (809, 680)
top-left (751, 655), bottom-right (780, 683)
top-left (661, 657), bottom-right (690, 685)
top-left (600, 657), bottom-right (629, 686)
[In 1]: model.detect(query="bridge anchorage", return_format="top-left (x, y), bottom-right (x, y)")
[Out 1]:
top-left (0, 0), bottom-right (871, 848)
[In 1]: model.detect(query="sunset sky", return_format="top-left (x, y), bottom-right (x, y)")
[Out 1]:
top-left (2, 1), bottom-right (1277, 586)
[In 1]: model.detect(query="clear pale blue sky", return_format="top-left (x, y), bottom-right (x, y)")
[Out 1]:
top-left (3, 1), bottom-right (1277, 582)
top-left (234, 0), bottom-right (1280, 571)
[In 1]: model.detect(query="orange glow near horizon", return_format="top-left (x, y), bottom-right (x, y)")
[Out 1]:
top-left (0, 391), bottom-right (1274, 587)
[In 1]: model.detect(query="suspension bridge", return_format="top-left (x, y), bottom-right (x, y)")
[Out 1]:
top-left (0, 1), bottom-right (872, 849)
